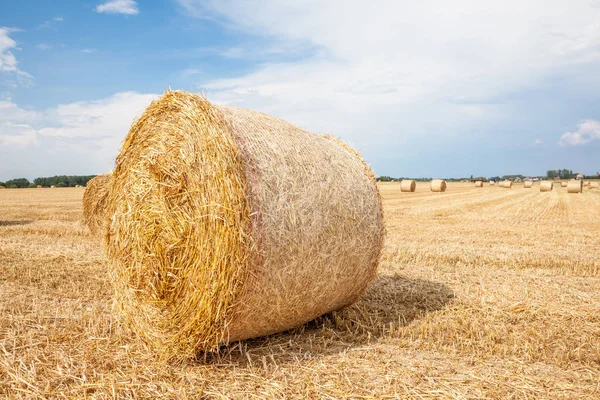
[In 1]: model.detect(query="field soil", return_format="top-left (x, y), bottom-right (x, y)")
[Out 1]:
top-left (1, 182), bottom-right (599, 398)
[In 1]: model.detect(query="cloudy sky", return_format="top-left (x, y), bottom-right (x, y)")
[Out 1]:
top-left (1, 0), bottom-right (599, 181)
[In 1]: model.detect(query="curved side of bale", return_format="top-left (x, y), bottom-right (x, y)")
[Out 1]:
top-left (567, 180), bottom-right (583, 193)
top-left (590, 182), bottom-right (600, 189)
top-left (489, 181), bottom-right (495, 185)
top-left (524, 181), bottom-right (534, 188)
top-left (0, 185), bottom-right (5, 189)
top-left (83, 174), bottom-right (111, 235)
top-left (475, 180), bottom-right (483, 187)
top-left (400, 179), bottom-right (416, 192)
top-left (540, 181), bottom-right (554, 192)
top-left (430, 179), bottom-right (447, 192)
top-left (502, 181), bottom-right (513, 188)
top-left (105, 91), bottom-right (384, 361)
top-left (561, 181), bottom-right (568, 187)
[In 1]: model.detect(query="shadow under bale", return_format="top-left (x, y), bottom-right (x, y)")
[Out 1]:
top-left (0, 220), bottom-right (34, 227)
top-left (196, 274), bottom-right (454, 365)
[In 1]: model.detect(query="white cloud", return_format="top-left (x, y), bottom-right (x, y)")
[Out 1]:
top-left (559, 120), bottom-right (600, 146)
top-left (535, 139), bottom-right (543, 145)
top-left (0, 27), bottom-right (32, 81)
top-left (96, 0), bottom-right (139, 15)
top-left (37, 43), bottom-right (52, 51)
top-left (0, 92), bottom-right (157, 179)
top-left (0, 122), bottom-right (39, 147)
top-left (54, 16), bottom-right (64, 22)
top-left (81, 48), bottom-right (97, 53)
top-left (175, 0), bottom-right (600, 162)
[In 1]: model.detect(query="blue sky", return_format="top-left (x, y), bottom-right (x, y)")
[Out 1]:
top-left (1, 0), bottom-right (599, 181)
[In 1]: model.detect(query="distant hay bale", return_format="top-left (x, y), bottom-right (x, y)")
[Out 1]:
top-left (50, 185), bottom-right (56, 188)
top-left (36, 185), bottom-right (42, 188)
top-left (502, 181), bottom-right (513, 188)
top-left (0, 185), bottom-right (5, 189)
top-left (567, 180), bottom-right (583, 193)
top-left (75, 184), bottom-right (82, 188)
top-left (540, 181), bottom-right (554, 192)
top-left (561, 181), bottom-right (567, 187)
top-left (430, 179), bottom-right (447, 192)
top-left (400, 179), bottom-right (416, 192)
top-left (590, 182), bottom-right (600, 189)
top-left (524, 181), bottom-right (533, 188)
top-left (489, 181), bottom-right (495, 186)
top-left (475, 180), bottom-right (483, 187)
top-left (105, 90), bottom-right (384, 361)
top-left (83, 174), bottom-right (111, 235)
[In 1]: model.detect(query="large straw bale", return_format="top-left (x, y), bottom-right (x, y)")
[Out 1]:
top-left (502, 181), bottom-right (513, 188)
top-left (540, 181), bottom-right (554, 192)
top-left (105, 91), bottom-right (384, 361)
top-left (0, 185), bottom-right (5, 189)
top-left (400, 179), bottom-right (416, 192)
top-left (561, 181), bottom-right (568, 187)
top-left (590, 182), bottom-right (600, 189)
top-left (567, 180), bottom-right (583, 193)
top-left (474, 180), bottom-right (483, 187)
top-left (83, 174), bottom-right (111, 235)
top-left (524, 181), bottom-right (534, 188)
top-left (430, 179), bottom-right (447, 192)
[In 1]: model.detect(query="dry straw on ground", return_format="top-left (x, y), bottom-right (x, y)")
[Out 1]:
top-left (430, 179), bottom-right (447, 192)
top-left (567, 180), bottom-right (583, 194)
top-left (475, 180), bottom-right (483, 187)
top-left (502, 181), bottom-right (513, 188)
top-left (2, 184), bottom-right (600, 398)
top-left (400, 179), bottom-right (416, 192)
top-left (524, 181), bottom-right (534, 188)
top-left (105, 90), bottom-right (384, 361)
top-left (540, 181), bottom-right (554, 192)
top-left (82, 174), bottom-right (111, 235)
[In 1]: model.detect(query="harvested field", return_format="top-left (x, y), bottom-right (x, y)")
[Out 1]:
top-left (1, 184), bottom-right (599, 399)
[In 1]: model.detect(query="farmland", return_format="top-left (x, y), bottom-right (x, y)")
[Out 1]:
top-left (1, 182), bottom-right (599, 398)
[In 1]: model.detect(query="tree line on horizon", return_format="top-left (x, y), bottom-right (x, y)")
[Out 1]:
top-left (377, 169), bottom-right (597, 182)
top-left (0, 175), bottom-right (97, 188)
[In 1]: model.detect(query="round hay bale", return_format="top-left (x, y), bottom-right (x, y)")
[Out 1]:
top-left (0, 185), bottom-right (5, 189)
top-left (50, 185), bottom-right (56, 188)
top-left (83, 174), bottom-right (111, 235)
top-left (590, 182), bottom-right (600, 189)
top-left (540, 181), bottom-right (554, 192)
top-left (474, 180), bottom-right (483, 187)
top-left (400, 179), bottom-right (416, 192)
top-left (489, 181), bottom-right (495, 186)
top-left (430, 179), bottom-right (447, 192)
top-left (105, 91), bottom-right (384, 361)
top-left (567, 180), bottom-right (583, 193)
top-left (561, 181), bottom-right (567, 187)
top-left (502, 180), bottom-right (513, 188)
top-left (524, 181), bottom-right (533, 188)
top-left (36, 185), bottom-right (42, 188)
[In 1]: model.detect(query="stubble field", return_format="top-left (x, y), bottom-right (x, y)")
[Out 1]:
top-left (1, 182), bottom-right (599, 399)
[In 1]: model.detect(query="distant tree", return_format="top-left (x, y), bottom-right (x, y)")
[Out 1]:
top-left (5, 178), bottom-right (30, 188)
top-left (33, 175), bottom-right (97, 187)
